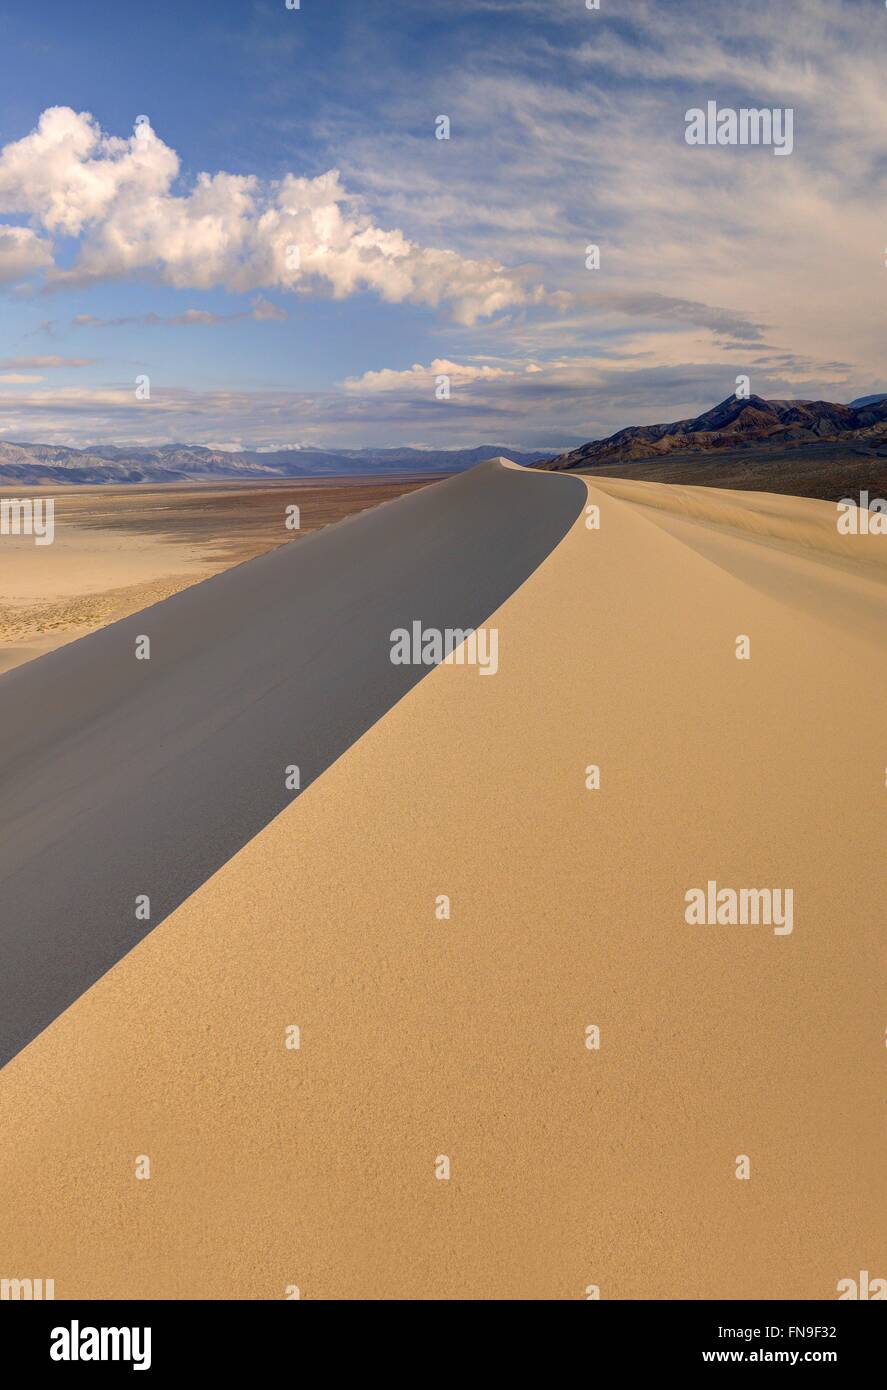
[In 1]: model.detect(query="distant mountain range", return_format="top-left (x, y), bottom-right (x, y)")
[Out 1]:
top-left (541, 394), bottom-right (887, 471)
top-left (0, 441), bottom-right (551, 486)
top-left (5, 393), bottom-right (887, 488)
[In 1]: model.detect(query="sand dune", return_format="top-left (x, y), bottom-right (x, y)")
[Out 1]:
top-left (591, 477), bottom-right (887, 650)
top-left (0, 471), bottom-right (884, 1300)
top-left (591, 476), bottom-right (887, 578)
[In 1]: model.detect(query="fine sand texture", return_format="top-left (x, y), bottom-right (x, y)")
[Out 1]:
top-left (0, 474), bottom-right (884, 1299)
top-left (0, 476), bottom-right (434, 673)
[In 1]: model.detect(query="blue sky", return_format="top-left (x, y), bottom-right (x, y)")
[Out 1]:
top-left (0, 0), bottom-right (884, 450)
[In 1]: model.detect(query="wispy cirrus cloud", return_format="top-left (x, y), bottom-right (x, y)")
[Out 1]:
top-left (0, 354), bottom-right (93, 368)
top-left (336, 0), bottom-right (887, 386)
top-left (70, 296), bottom-right (287, 330)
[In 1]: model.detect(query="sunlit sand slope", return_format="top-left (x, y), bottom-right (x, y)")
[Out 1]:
top-left (1, 477), bottom-right (884, 1300)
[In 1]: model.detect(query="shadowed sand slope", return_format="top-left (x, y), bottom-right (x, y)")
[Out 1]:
top-left (0, 476), bottom-right (436, 674)
top-left (0, 477), bottom-right (884, 1299)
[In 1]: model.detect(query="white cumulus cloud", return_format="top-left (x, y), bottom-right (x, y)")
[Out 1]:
top-left (0, 225), bottom-right (53, 283)
top-left (0, 107), bottom-right (545, 325)
top-left (345, 358), bottom-right (513, 392)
